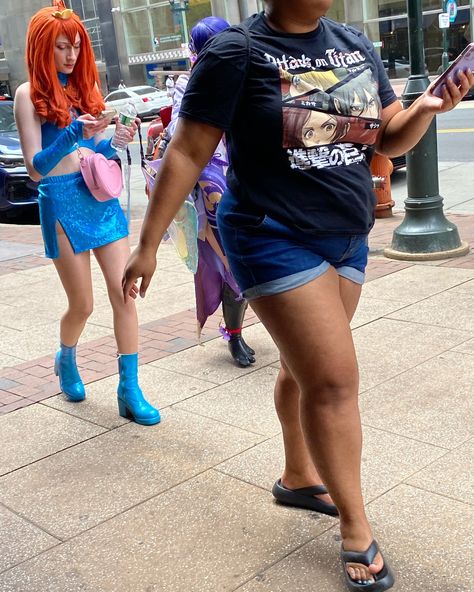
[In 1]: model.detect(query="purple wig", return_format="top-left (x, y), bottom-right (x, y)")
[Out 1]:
top-left (189, 16), bottom-right (230, 56)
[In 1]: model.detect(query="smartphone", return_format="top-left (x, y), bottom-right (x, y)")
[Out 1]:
top-left (431, 43), bottom-right (474, 98)
top-left (98, 108), bottom-right (116, 124)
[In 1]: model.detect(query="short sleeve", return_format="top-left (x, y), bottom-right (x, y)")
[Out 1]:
top-left (358, 33), bottom-right (398, 108)
top-left (179, 29), bottom-right (249, 131)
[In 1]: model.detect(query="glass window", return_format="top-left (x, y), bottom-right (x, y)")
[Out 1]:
top-left (365, 0), bottom-right (406, 20)
top-left (366, 18), bottom-right (410, 78)
top-left (186, 0), bottom-right (212, 32)
top-left (106, 91), bottom-right (130, 100)
top-left (82, 0), bottom-right (96, 20)
top-left (365, 7), bottom-right (472, 77)
top-left (120, 0), bottom-right (148, 9)
top-left (423, 0), bottom-right (470, 9)
top-left (150, 5), bottom-right (181, 50)
top-left (326, 0), bottom-right (346, 23)
top-left (134, 86), bottom-right (158, 95)
top-left (123, 9), bottom-right (152, 54)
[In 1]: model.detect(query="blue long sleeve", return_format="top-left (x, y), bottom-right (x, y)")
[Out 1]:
top-left (95, 138), bottom-right (116, 159)
top-left (33, 119), bottom-right (84, 177)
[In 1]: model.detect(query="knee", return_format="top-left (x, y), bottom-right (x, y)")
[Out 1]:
top-left (69, 301), bottom-right (93, 321)
top-left (301, 373), bottom-right (359, 409)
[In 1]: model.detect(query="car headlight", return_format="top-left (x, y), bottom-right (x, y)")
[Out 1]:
top-left (0, 154), bottom-right (25, 168)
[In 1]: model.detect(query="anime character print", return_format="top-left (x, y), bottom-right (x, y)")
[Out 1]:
top-left (280, 65), bottom-right (383, 170)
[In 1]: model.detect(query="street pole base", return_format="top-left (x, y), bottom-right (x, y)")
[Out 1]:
top-left (384, 241), bottom-right (470, 261)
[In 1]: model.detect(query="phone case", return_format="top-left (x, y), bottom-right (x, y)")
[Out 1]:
top-left (431, 43), bottom-right (474, 98)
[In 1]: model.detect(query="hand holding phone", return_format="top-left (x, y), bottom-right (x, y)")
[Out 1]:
top-left (98, 108), bottom-right (117, 125)
top-left (430, 43), bottom-right (474, 98)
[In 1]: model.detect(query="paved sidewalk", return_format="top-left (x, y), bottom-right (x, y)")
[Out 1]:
top-left (0, 209), bottom-right (472, 591)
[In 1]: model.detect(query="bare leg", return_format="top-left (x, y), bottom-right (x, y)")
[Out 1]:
top-left (251, 269), bottom-right (383, 583)
top-left (276, 275), bottom-right (362, 506)
top-left (93, 237), bottom-right (138, 353)
top-left (52, 226), bottom-right (93, 346)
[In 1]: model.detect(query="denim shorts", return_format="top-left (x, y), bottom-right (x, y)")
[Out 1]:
top-left (217, 190), bottom-right (369, 300)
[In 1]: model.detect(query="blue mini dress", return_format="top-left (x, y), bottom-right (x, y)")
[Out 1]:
top-left (37, 122), bottom-right (128, 259)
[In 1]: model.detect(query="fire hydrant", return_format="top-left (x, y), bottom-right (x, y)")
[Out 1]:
top-left (371, 153), bottom-right (395, 218)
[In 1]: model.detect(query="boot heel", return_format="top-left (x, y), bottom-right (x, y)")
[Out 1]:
top-left (117, 398), bottom-right (131, 419)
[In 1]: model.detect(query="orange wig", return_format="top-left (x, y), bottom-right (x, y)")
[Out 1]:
top-left (26, 5), bottom-right (105, 127)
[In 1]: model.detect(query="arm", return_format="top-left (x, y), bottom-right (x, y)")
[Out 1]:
top-left (122, 117), bottom-right (223, 300)
top-left (14, 84), bottom-right (47, 182)
top-left (376, 69), bottom-right (474, 157)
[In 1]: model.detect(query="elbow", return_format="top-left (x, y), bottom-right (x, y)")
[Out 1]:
top-left (26, 165), bottom-right (42, 182)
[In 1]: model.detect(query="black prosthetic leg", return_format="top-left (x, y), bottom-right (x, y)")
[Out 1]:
top-left (221, 283), bottom-right (256, 367)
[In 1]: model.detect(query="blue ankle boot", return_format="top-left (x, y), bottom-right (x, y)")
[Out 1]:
top-left (54, 343), bottom-right (86, 402)
top-left (117, 353), bottom-right (161, 426)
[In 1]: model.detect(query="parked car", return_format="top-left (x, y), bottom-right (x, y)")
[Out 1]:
top-left (0, 96), bottom-right (39, 221)
top-left (104, 86), bottom-right (172, 120)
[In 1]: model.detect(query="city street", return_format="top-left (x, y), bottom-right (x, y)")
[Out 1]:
top-left (1, 78), bottom-right (474, 592)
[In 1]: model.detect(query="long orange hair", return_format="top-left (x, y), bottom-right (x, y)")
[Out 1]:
top-left (26, 5), bottom-right (105, 127)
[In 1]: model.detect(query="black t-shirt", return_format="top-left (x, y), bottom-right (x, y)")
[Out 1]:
top-left (180, 13), bottom-right (398, 235)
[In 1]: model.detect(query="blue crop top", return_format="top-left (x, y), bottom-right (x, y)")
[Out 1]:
top-left (41, 120), bottom-right (96, 152)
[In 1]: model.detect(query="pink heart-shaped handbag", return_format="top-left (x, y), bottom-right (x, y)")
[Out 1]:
top-left (78, 149), bottom-right (123, 202)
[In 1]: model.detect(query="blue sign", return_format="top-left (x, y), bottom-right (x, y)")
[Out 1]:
top-left (447, 0), bottom-right (458, 23)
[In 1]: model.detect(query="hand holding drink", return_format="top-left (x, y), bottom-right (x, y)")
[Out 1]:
top-left (111, 102), bottom-right (137, 151)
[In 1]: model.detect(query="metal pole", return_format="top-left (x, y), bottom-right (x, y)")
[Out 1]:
top-left (441, 0), bottom-right (450, 71)
top-left (384, 0), bottom-right (468, 260)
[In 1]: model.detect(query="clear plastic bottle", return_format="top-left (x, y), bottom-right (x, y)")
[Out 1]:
top-left (111, 101), bottom-right (136, 151)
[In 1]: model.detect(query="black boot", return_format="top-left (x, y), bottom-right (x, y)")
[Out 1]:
top-left (221, 283), bottom-right (256, 367)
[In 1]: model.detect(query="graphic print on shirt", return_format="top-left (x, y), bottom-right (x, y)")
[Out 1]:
top-left (279, 65), bottom-right (382, 171)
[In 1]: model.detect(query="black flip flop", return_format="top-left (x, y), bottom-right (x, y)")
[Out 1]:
top-left (341, 539), bottom-right (395, 591)
top-left (271, 478), bottom-right (339, 516)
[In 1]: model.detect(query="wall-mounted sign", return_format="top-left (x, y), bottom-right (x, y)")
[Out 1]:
top-left (446, 0), bottom-right (458, 23)
top-left (439, 12), bottom-right (450, 29)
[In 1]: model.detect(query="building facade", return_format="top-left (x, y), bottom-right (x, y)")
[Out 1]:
top-left (0, 0), bottom-right (473, 94)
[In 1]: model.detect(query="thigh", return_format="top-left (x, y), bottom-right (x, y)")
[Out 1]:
top-left (251, 267), bottom-right (358, 395)
top-left (53, 227), bottom-right (93, 306)
top-left (93, 237), bottom-right (131, 298)
top-left (338, 276), bottom-right (363, 323)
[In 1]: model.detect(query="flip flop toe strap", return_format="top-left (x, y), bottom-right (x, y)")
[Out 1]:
top-left (342, 540), bottom-right (379, 567)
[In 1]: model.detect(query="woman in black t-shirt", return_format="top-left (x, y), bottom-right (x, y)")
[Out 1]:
top-left (123, 2), bottom-right (474, 590)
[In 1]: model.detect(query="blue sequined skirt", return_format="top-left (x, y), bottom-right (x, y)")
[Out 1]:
top-left (38, 172), bottom-right (128, 259)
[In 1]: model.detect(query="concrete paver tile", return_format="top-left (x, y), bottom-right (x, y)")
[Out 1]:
top-left (0, 404), bottom-right (106, 476)
top-left (0, 353), bottom-right (26, 370)
top-left (388, 290), bottom-right (474, 332)
top-left (350, 296), bottom-right (408, 329)
top-left (0, 408), bottom-right (264, 539)
top-left (361, 265), bottom-right (474, 304)
top-left (406, 439), bottom-right (473, 505)
top-left (353, 318), bottom-right (472, 392)
top-left (360, 351), bottom-right (474, 448)
top-left (0, 470), bottom-right (332, 592)
top-left (216, 425), bottom-right (445, 504)
top-left (240, 485), bottom-right (472, 591)
top-left (175, 366), bottom-right (281, 437)
top-left (2, 321), bottom-right (112, 361)
top-left (0, 504), bottom-right (59, 573)
top-left (44, 365), bottom-right (218, 428)
top-left (152, 322), bottom-right (279, 384)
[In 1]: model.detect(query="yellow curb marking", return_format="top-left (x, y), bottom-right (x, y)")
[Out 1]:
top-left (438, 128), bottom-right (474, 133)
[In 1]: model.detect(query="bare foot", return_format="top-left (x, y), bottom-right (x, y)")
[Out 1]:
top-left (342, 535), bottom-right (385, 585)
top-left (281, 472), bottom-right (334, 506)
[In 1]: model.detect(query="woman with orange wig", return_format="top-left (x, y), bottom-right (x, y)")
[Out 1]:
top-left (14, 1), bottom-right (160, 426)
